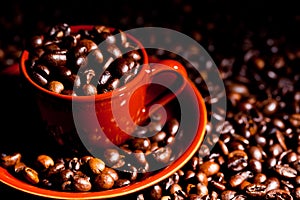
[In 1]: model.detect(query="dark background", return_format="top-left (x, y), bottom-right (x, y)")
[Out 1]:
top-left (1, 0), bottom-right (300, 70)
top-left (1, 0), bottom-right (300, 199)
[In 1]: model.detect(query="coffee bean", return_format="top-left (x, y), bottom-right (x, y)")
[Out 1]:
top-left (150, 185), bottom-right (163, 200)
top-left (221, 190), bottom-right (237, 200)
top-left (245, 183), bottom-right (267, 197)
top-left (60, 169), bottom-right (74, 182)
top-left (114, 178), bottom-right (131, 188)
top-left (102, 167), bottom-right (119, 181)
top-left (36, 155), bottom-right (54, 170)
top-left (94, 172), bottom-right (115, 190)
top-left (265, 189), bottom-right (293, 200)
top-left (227, 150), bottom-right (248, 172)
top-left (152, 147), bottom-right (172, 164)
top-left (88, 157), bottom-right (105, 174)
top-left (265, 177), bottom-right (280, 192)
top-left (31, 71), bottom-right (48, 86)
top-left (253, 173), bottom-right (267, 184)
top-left (82, 83), bottom-right (97, 95)
top-left (73, 174), bottom-right (92, 192)
top-left (1, 152), bottom-right (21, 167)
top-left (47, 23), bottom-right (71, 40)
top-left (274, 164), bottom-right (297, 178)
top-left (104, 148), bottom-right (121, 166)
top-left (23, 167), bottom-right (40, 184)
top-left (199, 161), bottom-right (220, 177)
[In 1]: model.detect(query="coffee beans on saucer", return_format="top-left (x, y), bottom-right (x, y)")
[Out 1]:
top-left (24, 23), bottom-right (143, 96)
top-left (0, 115), bottom-right (181, 192)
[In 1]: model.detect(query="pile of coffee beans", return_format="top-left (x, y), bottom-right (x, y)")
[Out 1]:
top-left (126, 31), bottom-right (300, 199)
top-left (24, 23), bottom-right (143, 95)
top-left (0, 115), bottom-right (181, 192)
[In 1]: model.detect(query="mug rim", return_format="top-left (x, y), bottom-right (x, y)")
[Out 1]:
top-left (19, 25), bottom-right (149, 102)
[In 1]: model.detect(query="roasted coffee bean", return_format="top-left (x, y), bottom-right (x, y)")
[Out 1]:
top-left (104, 148), bottom-right (121, 166)
top-left (126, 49), bottom-right (142, 62)
top-left (102, 167), bottom-right (119, 181)
top-left (227, 150), bottom-right (248, 171)
top-left (41, 52), bottom-right (67, 67)
top-left (269, 144), bottom-right (283, 157)
top-left (221, 190), bottom-right (237, 200)
top-left (265, 189), bottom-right (293, 200)
top-left (294, 187), bottom-right (300, 199)
top-left (195, 171), bottom-right (208, 186)
top-left (285, 151), bottom-right (297, 163)
top-left (94, 173), bottom-right (114, 190)
top-left (245, 183), bottom-right (267, 197)
top-left (36, 155), bottom-right (54, 170)
top-left (83, 69), bottom-right (95, 84)
top-left (1, 152), bottom-right (21, 167)
top-left (98, 70), bottom-right (112, 85)
top-left (118, 163), bottom-right (138, 181)
top-left (151, 131), bottom-right (167, 143)
top-left (104, 78), bottom-right (120, 92)
top-left (14, 161), bottom-right (26, 173)
top-left (290, 113), bottom-right (300, 128)
top-left (57, 66), bottom-right (72, 77)
top-left (199, 161), bottom-right (220, 177)
top-left (31, 71), bottom-right (48, 86)
top-left (67, 157), bottom-right (80, 171)
top-left (44, 42), bottom-right (61, 52)
top-left (77, 39), bottom-right (98, 53)
top-left (23, 167), bottom-right (40, 184)
top-left (129, 137), bottom-right (151, 152)
top-left (61, 180), bottom-right (72, 191)
top-left (248, 146), bottom-right (263, 161)
top-left (152, 147), bottom-right (172, 164)
top-left (106, 44), bottom-right (122, 58)
top-left (47, 162), bottom-right (65, 177)
top-left (265, 177), bottom-right (281, 192)
top-left (253, 173), bottom-right (267, 184)
top-left (61, 35), bottom-right (77, 49)
top-left (32, 64), bottom-right (50, 78)
top-left (47, 23), bottom-right (71, 40)
top-left (114, 178), bottom-right (131, 188)
top-left (231, 194), bottom-right (247, 200)
top-left (109, 57), bottom-right (130, 77)
top-left (88, 157), bottom-right (105, 174)
top-left (229, 171), bottom-right (253, 188)
top-left (60, 169), bottom-right (74, 182)
top-left (150, 185), bottom-right (163, 200)
top-left (274, 164), bottom-right (297, 178)
top-left (81, 83), bottom-right (97, 95)
top-left (63, 74), bottom-right (81, 89)
top-left (48, 80), bottom-right (64, 93)
top-left (249, 159), bottom-right (262, 173)
top-left (165, 118), bottom-right (180, 136)
top-left (28, 35), bottom-right (44, 50)
top-left (73, 174), bottom-right (92, 192)
top-left (74, 55), bottom-right (87, 69)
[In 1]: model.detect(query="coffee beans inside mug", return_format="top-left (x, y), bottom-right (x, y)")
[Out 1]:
top-left (25, 23), bottom-right (143, 96)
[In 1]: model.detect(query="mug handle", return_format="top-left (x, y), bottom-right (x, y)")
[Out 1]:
top-left (143, 59), bottom-right (188, 119)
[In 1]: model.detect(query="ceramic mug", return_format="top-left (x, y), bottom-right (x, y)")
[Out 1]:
top-left (19, 25), bottom-right (191, 154)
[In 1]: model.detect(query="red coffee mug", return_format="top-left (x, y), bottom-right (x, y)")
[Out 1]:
top-left (19, 25), bottom-right (189, 153)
